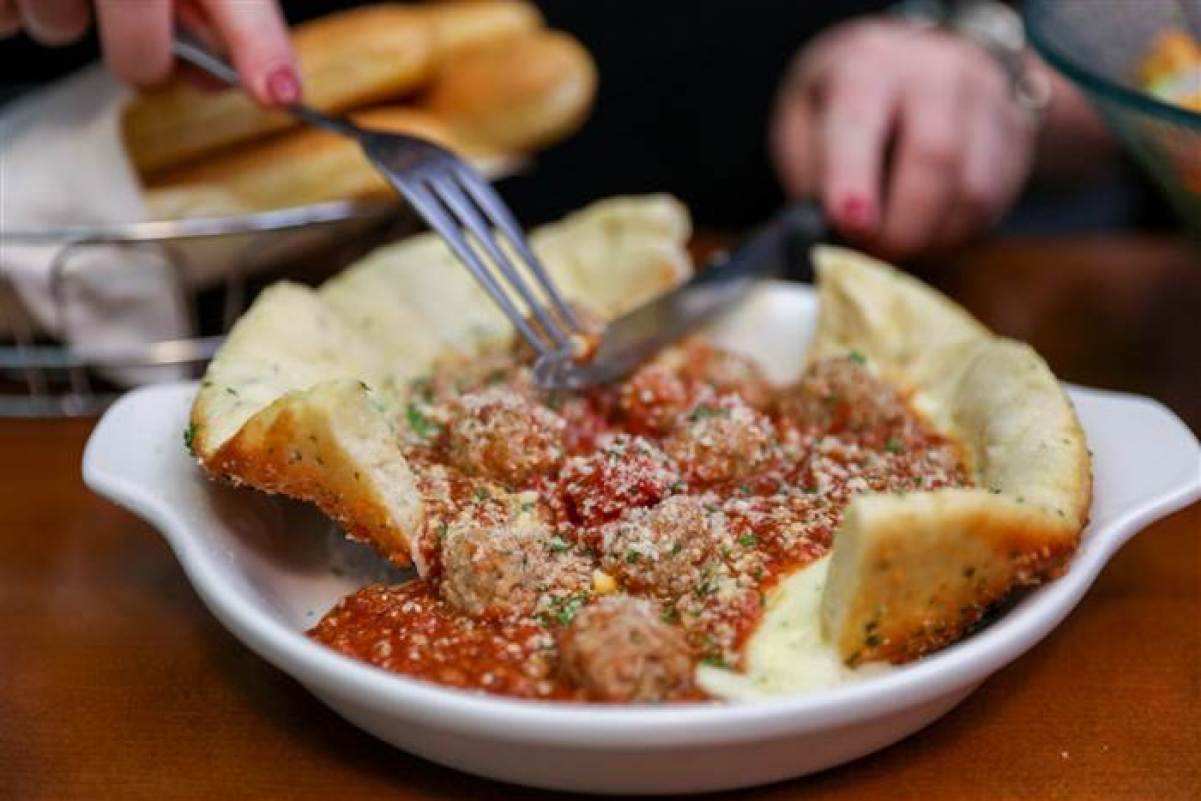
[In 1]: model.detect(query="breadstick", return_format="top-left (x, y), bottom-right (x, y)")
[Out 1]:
top-left (420, 29), bottom-right (597, 153)
top-left (422, 0), bottom-right (543, 57)
top-left (123, 5), bottom-right (436, 175)
top-left (143, 107), bottom-right (510, 219)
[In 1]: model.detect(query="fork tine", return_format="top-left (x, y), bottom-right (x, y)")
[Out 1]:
top-left (392, 178), bottom-right (553, 357)
top-left (427, 174), bottom-right (573, 352)
top-left (452, 164), bottom-right (581, 333)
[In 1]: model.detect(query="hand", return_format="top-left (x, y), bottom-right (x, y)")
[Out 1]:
top-left (0, 0), bottom-right (300, 106)
top-left (771, 19), bottom-right (1041, 258)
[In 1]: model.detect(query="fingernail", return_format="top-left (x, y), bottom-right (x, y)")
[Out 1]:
top-left (840, 197), bottom-right (877, 234)
top-left (265, 66), bottom-right (301, 106)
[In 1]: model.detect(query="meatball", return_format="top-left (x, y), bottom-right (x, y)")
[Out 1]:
top-left (413, 350), bottom-right (535, 405)
top-left (560, 434), bottom-right (681, 526)
top-left (618, 363), bottom-right (694, 434)
top-left (447, 388), bottom-right (565, 486)
top-left (777, 356), bottom-right (907, 434)
top-left (598, 495), bottom-right (722, 601)
top-left (440, 523), bottom-right (587, 619)
top-left (677, 340), bottom-right (774, 411)
top-left (558, 595), bottom-right (693, 702)
top-left (663, 395), bottom-right (777, 485)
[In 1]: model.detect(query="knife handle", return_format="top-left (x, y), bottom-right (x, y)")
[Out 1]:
top-left (778, 201), bottom-right (831, 284)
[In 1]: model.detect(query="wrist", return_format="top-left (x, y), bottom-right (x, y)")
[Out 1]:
top-left (890, 0), bottom-right (1053, 125)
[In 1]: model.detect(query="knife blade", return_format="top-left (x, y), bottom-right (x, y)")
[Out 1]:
top-left (536, 202), bottom-right (828, 390)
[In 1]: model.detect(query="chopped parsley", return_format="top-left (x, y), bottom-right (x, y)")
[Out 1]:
top-left (688, 404), bottom-right (729, 422)
top-left (405, 404), bottom-right (441, 439)
top-left (183, 422), bottom-right (198, 455)
top-left (848, 350), bottom-right (867, 365)
top-left (546, 592), bottom-right (588, 626)
top-left (548, 536), bottom-right (571, 553)
top-left (738, 533), bottom-right (757, 547)
top-left (884, 437), bottom-right (903, 454)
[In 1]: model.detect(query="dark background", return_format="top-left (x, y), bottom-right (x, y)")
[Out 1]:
top-left (0, 0), bottom-right (1165, 231)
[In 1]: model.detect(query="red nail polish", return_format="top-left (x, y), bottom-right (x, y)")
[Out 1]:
top-left (840, 198), bottom-right (876, 232)
top-left (266, 66), bottom-right (301, 106)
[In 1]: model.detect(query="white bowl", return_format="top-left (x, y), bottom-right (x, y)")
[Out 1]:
top-left (82, 282), bottom-right (1201, 794)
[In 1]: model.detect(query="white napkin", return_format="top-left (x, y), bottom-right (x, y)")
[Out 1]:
top-left (0, 65), bottom-right (190, 383)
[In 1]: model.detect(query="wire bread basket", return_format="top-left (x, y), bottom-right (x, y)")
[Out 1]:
top-left (0, 199), bottom-right (414, 417)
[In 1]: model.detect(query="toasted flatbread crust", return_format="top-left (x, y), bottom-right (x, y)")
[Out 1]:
top-left (811, 247), bottom-right (1092, 663)
top-left (190, 195), bottom-right (692, 567)
top-left (204, 380), bottom-right (424, 565)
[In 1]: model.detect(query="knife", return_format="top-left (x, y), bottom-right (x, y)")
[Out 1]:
top-left (536, 202), bottom-right (829, 390)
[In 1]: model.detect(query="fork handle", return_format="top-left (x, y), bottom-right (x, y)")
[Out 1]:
top-left (171, 28), bottom-right (366, 141)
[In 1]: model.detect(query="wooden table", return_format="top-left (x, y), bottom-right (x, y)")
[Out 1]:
top-left (2, 235), bottom-right (1199, 800)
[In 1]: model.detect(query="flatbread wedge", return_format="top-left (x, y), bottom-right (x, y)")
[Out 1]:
top-left (188, 195), bottom-right (692, 568)
top-left (191, 199), bottom-right (1090, 675)
top-left (811, 246), bottom-right (1092, 664)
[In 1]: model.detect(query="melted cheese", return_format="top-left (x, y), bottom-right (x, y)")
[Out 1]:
top-left (697, 556), bottom-right (891, 700)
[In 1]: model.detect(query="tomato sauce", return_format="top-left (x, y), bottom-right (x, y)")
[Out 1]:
top-left (309, 342), bottom-right (971, 701)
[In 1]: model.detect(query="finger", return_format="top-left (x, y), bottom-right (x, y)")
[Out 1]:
top-left (95, 0), bottom-right (173, 86)
top-left (0, 0), bottom-right (20, 39)
top-left (818, 67), bottom-right (899, 237)
top-left (175, 0), bottom-right (225, 90)
top-left (877, 82), bottom-right (966, 258)
top-left (937, 70), bottom-right (1035, 249)
top-left (770, 82), bottom-right (820, 199)
top-left (14, 0), bottom-right (90, 45)
top-left (198, 0), bottom-right (299, 106)
top-left (936, 100), bottom-right (1010, 248)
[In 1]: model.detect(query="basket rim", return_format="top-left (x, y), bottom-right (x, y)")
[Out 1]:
top-left (0, 198), bottom-right (398, 245)
top-left (1024, 0), bottom-right (1201, 130)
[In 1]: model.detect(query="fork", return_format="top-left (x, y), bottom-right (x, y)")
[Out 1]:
top-left (173, 32), bottom-right (582, 372)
